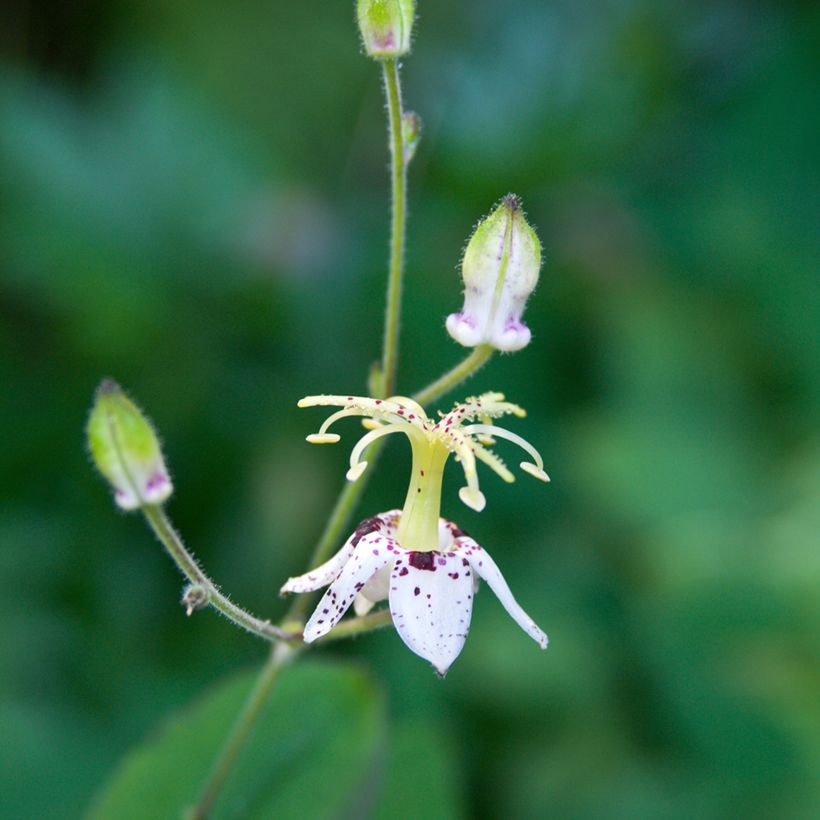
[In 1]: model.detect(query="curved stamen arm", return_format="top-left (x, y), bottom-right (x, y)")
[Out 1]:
top-left (316, 408), bottom-right (365, 436)
top-left (462, 424), bottom-right (550, 481)
top-left (347, 422), bottom-right (427, 480)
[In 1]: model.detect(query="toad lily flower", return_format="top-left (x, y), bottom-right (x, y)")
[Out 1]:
top-left (280, 392), bottom-right (550, 675)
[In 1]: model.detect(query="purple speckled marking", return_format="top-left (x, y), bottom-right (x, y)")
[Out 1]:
top-left (408, 551), bottom-right (437, 571)
top-left (351, 516), bottom-right (382, 547)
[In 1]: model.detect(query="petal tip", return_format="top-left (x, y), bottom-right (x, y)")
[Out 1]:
top-left (301, 623), bottom-right (324, 644)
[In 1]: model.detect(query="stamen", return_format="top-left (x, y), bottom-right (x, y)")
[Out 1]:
top-left (459, 486), bottom-right (486, 511)
top-left (450, 430), bottom-right (485, 511)
top-left (463, 424), bottom-right (547, 476)
top-left (520, 461), bottom-right (550, 482)
top-left (306, 433), bottom-right (340, 444)
top-left (348, 422), bottom-right (427, 482)
top-left (346, 461), bottom-right (368, 481)
top-left (317, 408), bottom-right (364, 436)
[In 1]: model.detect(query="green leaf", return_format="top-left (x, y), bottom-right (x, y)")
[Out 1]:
top-left (374, 721), bottom-right (464, 820)
top-left (88, 660), bottom-right (385, 819)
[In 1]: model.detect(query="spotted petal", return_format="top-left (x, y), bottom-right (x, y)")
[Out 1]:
top-left (453, 536), bottom-right (548, 649)
top-left (279, 512), bottom-right (397, 595)
top-left (389, 550), bottom-right (475, 676)
top-left (303, 533), bottom-right (396, 642)
top-left (279, 541), bottom-right (355, 595)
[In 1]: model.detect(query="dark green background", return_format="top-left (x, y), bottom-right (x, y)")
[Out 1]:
top-left (1, 1), bottom-right (818, 817)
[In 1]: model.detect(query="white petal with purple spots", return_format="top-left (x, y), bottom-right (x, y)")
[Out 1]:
top-left (279, 511), bottom-right (398, 596)
top-left (279, 540), bottom-right (355, 595)
top-left (303, 533), bottom-right (395, 642)
top-left (389, 550), bottom-right (475, 676)
top-left (454, 536), bottom-right (548, 649)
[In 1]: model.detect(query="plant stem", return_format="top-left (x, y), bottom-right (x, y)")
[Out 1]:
top-left (187, 642), bottom-right (299, 820)
top-left (412, 344), bottom-right (494, 407)
top-left (379, 57), bottom-right (406, 399)
top-left (142, 505), bottom-right (294, 643)
top-left (289, 60), bottom-right (406, 618)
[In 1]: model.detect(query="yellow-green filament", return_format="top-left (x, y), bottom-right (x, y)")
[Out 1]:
top-left (463, 424), bottom-right (546, 475)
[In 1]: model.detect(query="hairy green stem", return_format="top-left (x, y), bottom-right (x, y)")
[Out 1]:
top-left (142, 506), bottom-right (294, 643)
top-left (183, 54), bottom-right (495, 820)
top-left (379, 58), bottom-right (406, 399)
top-left (412, 344), bottom-right (494, 407)
top-left (186, 642), bottom-right (299, 820)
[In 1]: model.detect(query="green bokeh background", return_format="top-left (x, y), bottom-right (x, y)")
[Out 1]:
top-left (1, 1), bottom-right (818, 817)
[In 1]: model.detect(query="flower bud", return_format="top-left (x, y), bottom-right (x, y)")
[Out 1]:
top-left (87, 379), bottom-right (173, 510)
top-left (357, 0), bottom-right (415, 59)
top-left (402, 111), bottom-right (422, 163)
top-left (181, 584), bottom-right (209, 616)
top-left (446, 194), bottom-right (541, 352)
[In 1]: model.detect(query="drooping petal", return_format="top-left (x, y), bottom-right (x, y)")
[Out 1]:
top-left (279, 541), bottom-right (355, 595)
top-left (388, 550), bottom-right (475, 676)
top-left (303, 533), bottom-right (397, 642)
top-left (453, 536), bottom-right (548, 649)
top-left (279, 511), bottom-right (398, 596)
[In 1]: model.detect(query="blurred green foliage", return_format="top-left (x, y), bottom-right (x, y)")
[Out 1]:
top-left (1, 0), bottom-right (818, 817)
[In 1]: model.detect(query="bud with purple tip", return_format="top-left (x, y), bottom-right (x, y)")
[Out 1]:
top-left (87, 380), bottom-right (173, 510)
top-left (357, 0), bottom-right (415, 60)
top-left (446, 195), bottom-right (542, 352)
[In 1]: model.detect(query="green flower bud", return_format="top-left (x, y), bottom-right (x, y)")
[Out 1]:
top-left (402, 111), bottom-right (422, 163)
top-left (357, 0), bottom-right (415, 60)
top-left (87, 379), bottom-right (173, 510)
top-left (447, 194), bottom-right (542, 352)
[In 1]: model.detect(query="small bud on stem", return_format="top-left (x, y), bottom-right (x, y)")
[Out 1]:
top-left (401, 111), bottom-right (422, 163)
top-left (181, 584), bottom-right (210, 616)
top-left (87, 379), bottom-right (173, 510)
